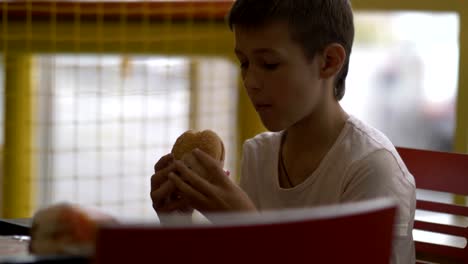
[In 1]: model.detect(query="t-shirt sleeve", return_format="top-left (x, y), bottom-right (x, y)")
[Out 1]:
top-left (341, 149), bottom-right (396, 201)
top-left (341, 148), bottom-right (416, 264)
top-left (341, 148), bottom-right (415, 230)
top-left (238, 141), bottom-right (260, 207)
top-left (342, 149), bottom-right (414, 202)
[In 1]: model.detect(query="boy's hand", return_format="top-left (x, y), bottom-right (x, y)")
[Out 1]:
top-left (168, 149), bottom-right (256, 213)
top-left (150, 154), bottom-right (193, 214)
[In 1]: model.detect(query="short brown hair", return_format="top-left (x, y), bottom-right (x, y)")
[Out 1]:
top-left (228, 0), bottom-right (354, 101)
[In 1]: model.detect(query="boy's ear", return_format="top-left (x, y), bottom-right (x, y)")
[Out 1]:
top-left (319, 43), bottom-right (346, 79)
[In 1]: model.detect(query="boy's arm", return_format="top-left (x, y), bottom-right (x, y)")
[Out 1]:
top-left (341, 149), bottom-right (415, 234)
top-left (341, 149), bottom-right (416, 264)
top-left (238, 141), bottom-right (260, 208)
top-left (341, 149), bottom-right (415, 208)
top-left (157, 211), bottom-right (194, 226)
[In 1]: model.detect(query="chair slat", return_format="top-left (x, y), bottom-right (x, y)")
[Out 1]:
top-left (95, 199), bottom-right (397, 264)
top-left (414, 221), bottom-right (467, 238)
top-left (416, 241), bottom-right (466, 261)
top-left (397, 146), bottom-right (468, 263)
top-left (417, 200), bottom-right (468, 218)
top-left (397, 147), bottom-right (468, 195)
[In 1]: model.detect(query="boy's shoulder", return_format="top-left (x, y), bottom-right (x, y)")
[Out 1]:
top-left (241, 116), bottom-right (400, 162)
top-left (250, 131), bottom-right (282, 141)
top-left (342, 115), bottom-right (402, 164)
top-left (242, 131), bottom-right (282, 155)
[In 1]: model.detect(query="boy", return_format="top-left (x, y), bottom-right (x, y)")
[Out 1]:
top-left (151, 0), bottom-right (416, 263)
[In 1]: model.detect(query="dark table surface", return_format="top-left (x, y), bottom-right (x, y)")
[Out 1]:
top-left (0, 219), bottom-right (88, 263)
top-left (0, 219), bottom-right (31, 236)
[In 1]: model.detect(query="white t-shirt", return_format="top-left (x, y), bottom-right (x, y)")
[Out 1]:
top-left (239, 115), bottom-right (416, 264)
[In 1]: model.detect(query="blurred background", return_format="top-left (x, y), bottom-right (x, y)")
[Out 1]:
top-left (0, 0), bottom-right (467, 222)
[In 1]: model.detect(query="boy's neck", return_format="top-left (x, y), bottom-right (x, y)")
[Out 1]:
top-left (279, 99), bottom-right (348, 187)
top-left (284, 100), bottom-right (348, 156)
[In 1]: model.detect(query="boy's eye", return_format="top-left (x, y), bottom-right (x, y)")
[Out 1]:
top-left (263, 63), bottom-right (279, 70)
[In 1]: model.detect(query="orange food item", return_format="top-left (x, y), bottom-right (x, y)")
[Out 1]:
top-left (171, 129), bottom-right (225, 163)
top-left (29, 203), bottom-right (117, 255)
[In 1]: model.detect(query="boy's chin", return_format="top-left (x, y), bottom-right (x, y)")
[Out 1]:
top-left (262, 121), bottom-right (286, 133)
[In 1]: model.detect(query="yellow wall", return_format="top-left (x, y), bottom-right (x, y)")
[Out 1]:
top-left (2, 54), bottom-right (36, 218)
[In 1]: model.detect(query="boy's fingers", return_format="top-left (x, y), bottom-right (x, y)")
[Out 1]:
top-left (159, 198), bottom-right (189, 213)
top-left (192, 149), bottom-right (228, 183)
top-left (154, 154), bottom-right (174, 172)
top-left (150, 181), bottom-right (176, 208)
top-left (151, 163), bottom-right (176, 190)
top-left (168, 172), bottom-right (211, 210)
top-left (173, 161), bottom-right (218, 198)
top-left (182, 153), bottom-right (206, 175)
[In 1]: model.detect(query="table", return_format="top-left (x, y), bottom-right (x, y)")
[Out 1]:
top-left (0, 219), bottom-right (31, 258)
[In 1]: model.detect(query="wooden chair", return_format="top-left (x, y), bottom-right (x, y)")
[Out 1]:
top-left (95, 198), bottom-right (397, 264)
top-left (396, 146), bottom-right (468, 264)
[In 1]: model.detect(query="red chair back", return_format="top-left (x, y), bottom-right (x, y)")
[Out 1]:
top-left (95, 198), bottom-right (396, 264)
top-left (397, 146), bottom-right (468, 263)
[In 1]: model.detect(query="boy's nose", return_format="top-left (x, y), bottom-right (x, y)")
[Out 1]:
top-left (243, 68), bottom-right (261, 92)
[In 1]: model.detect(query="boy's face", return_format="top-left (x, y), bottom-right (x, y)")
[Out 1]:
top-left (234, 21), bottom-right (327, 132)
